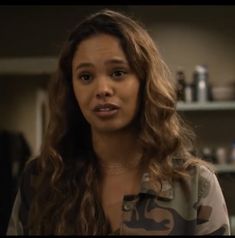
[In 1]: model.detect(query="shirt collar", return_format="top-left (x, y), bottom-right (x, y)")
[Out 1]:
top-left (139, 172), bottom-right (174, 200)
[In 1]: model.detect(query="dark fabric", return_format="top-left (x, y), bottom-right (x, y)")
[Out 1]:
top-left (0, 130), bottom-right (30, 235)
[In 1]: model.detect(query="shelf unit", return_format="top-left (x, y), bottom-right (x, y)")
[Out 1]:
top-left (177, 101), bottom-right (235, 111)
top-left (215, 164), bottom-right (235, 173)
top-left (0, 57), bottom-right (57, 75)
top-left (176, 101), bottom-right (235, 174)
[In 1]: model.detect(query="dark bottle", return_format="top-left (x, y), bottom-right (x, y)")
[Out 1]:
top-left (176, 68), bottom-right (186, 101)
top-left (229, 140), bottom-right (235, 164)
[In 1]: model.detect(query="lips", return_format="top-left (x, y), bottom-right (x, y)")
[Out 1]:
top-left (93, 103), bottom-right (119, 118)
top-left (93, 103), bottom-right (119, 112)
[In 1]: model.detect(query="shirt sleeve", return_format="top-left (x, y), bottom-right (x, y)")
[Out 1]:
top-left (6, 190), bottom-right (24, 235)
top-left (195, 166), bottom-right (231, 235)
top-left (6, 158), bottom-right (37, 236)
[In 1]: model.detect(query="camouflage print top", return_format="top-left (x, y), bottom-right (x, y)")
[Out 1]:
top-left (7, 159), bottom-right (231, 235)
top-left (116, 165), bottom-right (230, 235)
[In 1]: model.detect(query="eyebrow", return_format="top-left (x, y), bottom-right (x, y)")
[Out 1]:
top-left (75, 63), bottom-right (94, 71)
top-left (75, 58), bottom-right (129, 71)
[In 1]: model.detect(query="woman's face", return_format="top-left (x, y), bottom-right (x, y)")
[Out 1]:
top-left (72, 33), bottom-right (140, 134)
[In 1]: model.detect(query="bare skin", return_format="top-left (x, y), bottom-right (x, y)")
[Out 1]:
top-left (93, 130), bottom-right (143, 232)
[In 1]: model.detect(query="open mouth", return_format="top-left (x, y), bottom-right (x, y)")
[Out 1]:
top-left (94, 103), bottom-right (119, 112)
top-left (93, 103), bottom-right (119, 117)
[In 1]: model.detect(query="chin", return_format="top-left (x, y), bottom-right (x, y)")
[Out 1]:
top-left (91, 119), bottom-right (125, 131)
top-left (94, 125), bottom-right (125, 133)
top-left (93, 121), bottom-right (137, 134)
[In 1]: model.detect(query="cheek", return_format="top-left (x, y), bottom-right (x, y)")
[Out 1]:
top-left (122, 83), bottom-right (141, 115)
top-left (74, 92), bottom-right (90, 122)
top-left (132, 83), bottom-right (141, 106)
top-left (75, 93), bottom-right (87, 112)
top-left (132, 85), bottom-right (142, 117)
top-left (72, 83), bottom-right (85, 109)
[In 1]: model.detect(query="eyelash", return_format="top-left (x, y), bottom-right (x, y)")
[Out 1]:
top-left (111, 70), bottom-right (127, 79)
top-left (77, 69), bottom-right (128, 83)
top-left (79, 73), bottom-right (92, 82)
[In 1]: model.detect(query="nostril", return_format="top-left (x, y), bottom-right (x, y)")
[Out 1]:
top-left (96, 91), bottom-right (112, 99)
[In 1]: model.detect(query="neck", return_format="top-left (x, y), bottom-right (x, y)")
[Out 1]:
top-left (92, 128), bottom-right (142, 172)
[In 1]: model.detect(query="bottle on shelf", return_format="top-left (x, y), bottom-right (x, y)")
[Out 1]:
top-left (176, 67), bottom-right (186, 102)
top-left (184, 83), bottom-right (193, 103)
top-left (192, 64), bottom-right (211, 103)
top-left (215, 147), bottom-right (228, 164)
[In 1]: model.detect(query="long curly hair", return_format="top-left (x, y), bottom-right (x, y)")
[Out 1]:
top-left (27, 9), bottom-right (207, 235)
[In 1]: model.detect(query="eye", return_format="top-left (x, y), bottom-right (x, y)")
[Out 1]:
top-left (78, 73), bottom-right (93, 83)
top-left (111, 70), bottom-right (127, 79)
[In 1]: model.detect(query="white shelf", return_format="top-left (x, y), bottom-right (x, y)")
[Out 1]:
top-left (0, 57), bottom-right (57, 75)
top-left (215, 164), bottom-right (235, 173)
top-left (177, 101), bottom-right (235, 111)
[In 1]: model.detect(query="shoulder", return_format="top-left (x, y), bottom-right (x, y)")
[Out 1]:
top-left (172, 160), bottom-right (218, 202)
top-left (177, 163), bottom-right (230, 235)
top-left (191, 163), bottom-right (215, 182)
top-left (192, 166), bottom-right (230, 235)
top-left (175, 157), bottom-right (215, 181)
top-left (7, 158), bottom-right (40, 235)
top-left (173, 158), bottom-right (215, 184)
top-left (194, 164), bottom-right (217, 201)
top-left (193, 163), bottom-right (216, 186)
top-left (183, 162), bottom-right (217, 193)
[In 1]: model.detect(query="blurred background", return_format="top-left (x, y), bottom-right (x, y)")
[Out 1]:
top-left (0, 5), bottom-right (235, 235)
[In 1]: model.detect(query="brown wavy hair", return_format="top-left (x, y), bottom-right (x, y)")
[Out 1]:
top-left (27, 9), bottom-right (209, 235)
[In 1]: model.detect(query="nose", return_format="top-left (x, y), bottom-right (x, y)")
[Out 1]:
top-left (95, 77), bottom-right (114, 100)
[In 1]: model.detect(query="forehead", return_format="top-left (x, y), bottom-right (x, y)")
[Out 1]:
top-left (73, 33), bottom-right (127, 63)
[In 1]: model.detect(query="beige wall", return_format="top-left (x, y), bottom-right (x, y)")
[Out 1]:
top-left (150, 23), bottom-right (235, 86)
top-left (129, 6), bottom-right (235, 87)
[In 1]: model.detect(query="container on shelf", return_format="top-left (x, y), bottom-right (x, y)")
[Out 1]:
top-left (184, 83), bottom-right (193, 103)
top-left (212, 86), bottom-right (235, 101)
top-left (192, 64), bottom-right (212, 102)
top-left (201, 147), bottom-right (216, 164)
top-left (176, 67), bottom-right (186, 102)
top-left (215, 147), bottom-right (228, 164)
top-left (229, 141), bottom-right (235, 164)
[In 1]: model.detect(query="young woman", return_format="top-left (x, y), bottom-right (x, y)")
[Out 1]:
top-left (7, 9), bottom-right (230, 235)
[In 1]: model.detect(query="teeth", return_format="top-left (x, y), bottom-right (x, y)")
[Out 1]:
top-left (94, 105), bottom-right (118, 112)
top-left (99, 108), bottom-right (112, 111)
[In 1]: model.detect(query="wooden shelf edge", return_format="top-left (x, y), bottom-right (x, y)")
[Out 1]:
top-left (177, 102), bottom-right (235, 111)
top-left (215, 164), bottom-right (235, 173)
top-left (0, 57), bottom-right (57, 75)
